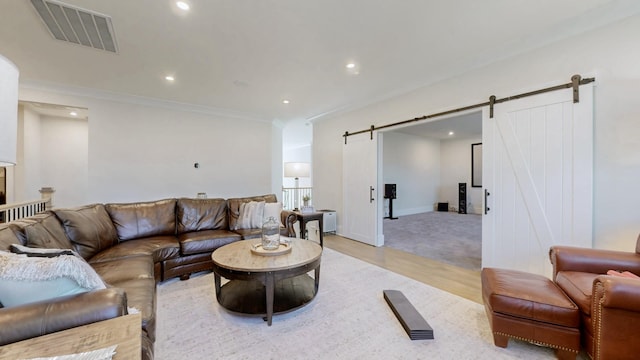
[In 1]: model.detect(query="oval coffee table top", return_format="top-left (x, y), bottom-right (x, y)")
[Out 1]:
top-left (212, 237), bottom-right (322, 272)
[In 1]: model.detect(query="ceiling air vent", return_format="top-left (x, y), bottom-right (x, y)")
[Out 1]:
top-left (30, 0), bottom-right (118, 53)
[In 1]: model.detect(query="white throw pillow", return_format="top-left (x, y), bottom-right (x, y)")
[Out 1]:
top-left (236, 201), bottom-right (266, 229)
top-left (264, 202), bottom-right (284, 227)
top-left (0, 250), bottom-right (106, 308)
top-left (250, 201), bottom-right (266, 228)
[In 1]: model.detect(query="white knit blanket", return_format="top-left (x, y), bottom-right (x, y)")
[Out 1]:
top-left (0, 251), bottom-right (106, 290)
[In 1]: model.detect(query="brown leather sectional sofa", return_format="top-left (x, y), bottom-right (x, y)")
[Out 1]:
top-left (0, 194), bottom-right (296, 360)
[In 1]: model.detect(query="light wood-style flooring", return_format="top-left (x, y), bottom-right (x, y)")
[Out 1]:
top-left (324, 234), bottom-right (482, 304)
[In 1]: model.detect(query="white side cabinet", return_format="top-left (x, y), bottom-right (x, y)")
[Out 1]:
top-left (307, 210), bottom-right (337, 244)
top-left (319, 209), bottom-right (336, 234)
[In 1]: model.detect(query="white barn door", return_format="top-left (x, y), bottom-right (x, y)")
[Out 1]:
top-left (342, 132), bottom-right (383, 246)
top-left (482, 85), bottom-right (593, 277)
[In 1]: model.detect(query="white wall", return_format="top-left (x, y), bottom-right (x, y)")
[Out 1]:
top-left (17, 87), bottom-right (278, 206)
top-left (313, 14), bottom-right (640, 250)
top-left (439, 137), bottom-right (482, 214)
top-left (15, 105), bottom-right (41, 202)
top-left (271, 124), bottom-right (284, 197)
top-left (382, 132), bottom-right (440, 216)
top-left (39, 116), bottom-right (88, 208)
top-left (12, 107), bottom-right (88, 208)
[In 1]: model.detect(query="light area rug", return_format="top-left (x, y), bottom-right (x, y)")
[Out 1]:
top-left (155, 248), bottom-right (557, 359)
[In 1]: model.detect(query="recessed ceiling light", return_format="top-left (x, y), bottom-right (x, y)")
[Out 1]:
top-left (176, 1), bottom-right (190, 11)
top-left (70, 111), bottom-right (77, 116)
top-left (282, 99), bottom-right (290, 104)
top-left (448, 131), bottom-right (454, 136)
top-left (345, 62), bottom-right (360, 75)
top-left (165, 75), bottom-right (175, 82)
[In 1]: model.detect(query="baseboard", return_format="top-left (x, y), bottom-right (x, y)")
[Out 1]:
top-left (392, 206), bottom-right (432, 217)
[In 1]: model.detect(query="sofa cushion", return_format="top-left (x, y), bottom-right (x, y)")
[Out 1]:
top-left (17, 212), bottom-right (74, 250)
top-left (232, 227), bottom-right (263, 240)
top-left (106, 199), bottom-right (176, 241)
top-left (54, 204), bottom-right (120, 260)
top-left (178, 229), bottom-right (241, 255)
top-left (162, 252), bottom-right (214, 280)
top-left (90, 255), bottom-right (155, 285)
top-left (0, 225), bottom-right (24, 251)
top-left (88, 235), bottom-right (180, 264)
top-left (106, 277), bottom-right (156, 342)
top-left (233, 227), bottom-right (290, 240)
top-left (176, 198), bottom-right (228, 234)
top-left (227, 194), bottom-right (277, 231)
top-left (555, 271), bottom-right (599, 316)
top-left (1, 219), bottom-right (36, 246)
top-left (0, 250), bottom-right (106, 307)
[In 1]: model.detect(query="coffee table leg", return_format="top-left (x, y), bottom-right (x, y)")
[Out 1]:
top-left (214, 273), bottom-right (221, 298)
top-left (314, 265), bottom-right (321, 293)
top-left (265, 272), bottom-right (275, 326)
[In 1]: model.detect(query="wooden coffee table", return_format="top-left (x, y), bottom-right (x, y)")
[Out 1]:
top-left (211, 238), bottom-right (322, 325)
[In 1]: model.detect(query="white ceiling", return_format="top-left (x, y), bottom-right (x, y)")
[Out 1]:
top-left (2, 0), bottom-right (639, 126)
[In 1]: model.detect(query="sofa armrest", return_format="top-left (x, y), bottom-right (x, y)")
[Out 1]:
top-left (281, 210), bottom-right (298, 238)
top-left (593, 275), bottom-right (640, 311)
top-left (591, 276), bottom-right (640, 359)
top-left (549, 246), bottom-right (640, 280)
top-left (0, 288), bottom-right (127, 346)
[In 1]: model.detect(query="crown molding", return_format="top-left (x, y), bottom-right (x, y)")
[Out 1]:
top-left (19, 79), bottom-right (271, 123)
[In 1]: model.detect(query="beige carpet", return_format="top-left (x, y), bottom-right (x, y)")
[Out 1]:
top-left (155, 248), bottom-right (557, 359)
top-left (383, 211), bottom-right (481, 270)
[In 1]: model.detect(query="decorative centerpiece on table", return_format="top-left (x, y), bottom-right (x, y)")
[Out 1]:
top-left (251, 217), bottom-right (292, 256)
top-left (261, 216), bottom-right (280, 250)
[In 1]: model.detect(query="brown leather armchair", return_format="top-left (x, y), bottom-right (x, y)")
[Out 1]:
top-left (549, 236), bottom-right (640, 360)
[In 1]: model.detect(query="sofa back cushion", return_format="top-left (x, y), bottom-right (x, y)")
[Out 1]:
top-left (227, 194), bottom-right (276, 231)
top-left (106, 199), bottom-right (176, 241)
top-left (14, 212), bottom-right (75, 250)
top-left (0, 225), bottom-right (24, 251)
top-left (176, 198), bottom-right (228, 234)
top-left (54, 204), bottom-right (119, 260)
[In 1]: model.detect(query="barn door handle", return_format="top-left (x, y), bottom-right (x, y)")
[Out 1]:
top-left (484, 189), bottom-right (491, 214)
top-left (370, 186), bottom-right (375, 203)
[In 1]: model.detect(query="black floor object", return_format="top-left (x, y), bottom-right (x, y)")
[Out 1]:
top-left (383, 290), bottom-right (434, 340)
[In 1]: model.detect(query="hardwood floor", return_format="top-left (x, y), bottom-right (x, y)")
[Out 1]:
top-left (324, 234), bottom-right (482, 304)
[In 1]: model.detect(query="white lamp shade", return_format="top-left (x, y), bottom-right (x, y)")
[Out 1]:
top-left (284, 162), bottom-right (310, 178)
top-left (0, 54), bottom-right (18, 166)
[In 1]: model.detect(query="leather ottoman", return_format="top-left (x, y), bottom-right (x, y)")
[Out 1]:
top-left (481, 267), bottom-right (580, 360)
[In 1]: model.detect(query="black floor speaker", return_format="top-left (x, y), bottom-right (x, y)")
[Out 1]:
top-left (458, 183), bottom-right (467, 214)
